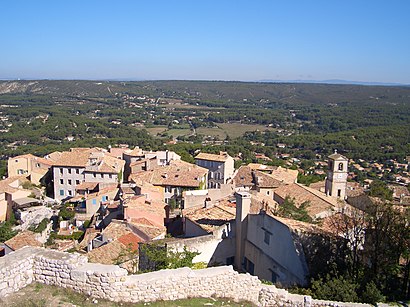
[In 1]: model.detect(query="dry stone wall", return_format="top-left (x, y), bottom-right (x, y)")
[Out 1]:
top-left (0, 247), bottom-right (372, 307)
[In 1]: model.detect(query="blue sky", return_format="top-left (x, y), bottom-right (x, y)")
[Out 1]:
top-left (1, 1), bottom-right (410, 83)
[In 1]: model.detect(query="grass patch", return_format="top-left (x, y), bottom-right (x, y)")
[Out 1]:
top-left (166, 128), bottom-right (192, 138)
top-left (196, 127), bottom-right (227, 139)
top-left (217, 123), bottom-right (273, 138)
top-left (1, 283), bottom-right (256, 307)
top-left (145, 126), bottom-right (168, 136)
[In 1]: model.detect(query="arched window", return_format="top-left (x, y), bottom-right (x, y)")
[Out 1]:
top-left (338, 162), bottom-right (344, 171)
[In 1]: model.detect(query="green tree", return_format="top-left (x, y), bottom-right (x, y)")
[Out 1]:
top-left (310, 275), bottom-right (359, 303)
top-left (0, 222), bottom-right (17, 242)
top-left (368, 180), bottom-right (393, 201)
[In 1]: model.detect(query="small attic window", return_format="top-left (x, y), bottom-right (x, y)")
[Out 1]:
top-left (175, 174), bottom-right (179, 178)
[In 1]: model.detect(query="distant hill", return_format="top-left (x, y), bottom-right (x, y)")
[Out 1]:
top-left (0, 79), bottom-right (410, 106)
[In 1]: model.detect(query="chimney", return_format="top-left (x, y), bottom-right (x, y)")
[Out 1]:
top-left (235, 191), bottom-right (251, 270)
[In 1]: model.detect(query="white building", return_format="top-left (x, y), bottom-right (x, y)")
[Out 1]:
top-left (195, 152), bottom-right (234, 189)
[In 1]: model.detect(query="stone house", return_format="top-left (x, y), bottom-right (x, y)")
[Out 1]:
top-left (0, 176), bottom-right (32, 222)
top-left (7, 153), bottom-right (59, 185)
top-left (129, 160), bottom-right (208, 205)
top-left (123, 147), bottom-right (181, 182)
top-left (69, 183), bottom-right (120, 218)
top-left (195, 152), bottom-right (235, 189)
top-left (52, 148), bottom-right (124, 201)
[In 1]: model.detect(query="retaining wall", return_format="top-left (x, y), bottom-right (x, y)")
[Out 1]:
top-left (0, 247), bottom-right (372, 307)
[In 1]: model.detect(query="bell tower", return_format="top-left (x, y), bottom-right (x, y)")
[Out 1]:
top-left (325, 150), bottom-right (348, 199)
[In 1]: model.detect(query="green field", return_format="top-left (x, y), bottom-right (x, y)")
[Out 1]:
top-left (218, 123), bottom-right (273, 138)
top-left (145, 126), bottom-right (168, 136)
top-left (196, 126), bottom-right (227, 139)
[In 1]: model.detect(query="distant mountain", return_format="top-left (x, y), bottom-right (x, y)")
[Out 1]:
top-left (258, 79), bottom-right (409, 87)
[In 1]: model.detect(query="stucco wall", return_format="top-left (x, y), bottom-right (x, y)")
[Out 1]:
top-left (245, 213), bottom-right (309, 286)
top-left (0, 247), bottom-right (372, 307)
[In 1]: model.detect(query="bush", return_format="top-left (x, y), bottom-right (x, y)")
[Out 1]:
top-left (360, 282), bottom-right (385, 304)
top-left (29, 218), bottom-right (49, 233)
top-left (310, 275), bottom-right (358, 303)
top-left (59, 204), bottom-right (75, 221)
top-left (0, 222), bottom-right (17, 242)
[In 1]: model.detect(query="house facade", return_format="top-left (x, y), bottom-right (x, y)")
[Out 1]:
top-left (195, 152), bottom-right (234, 189)
top-left (130, 160), bottom-right (207, 205)
top-left (52, 148), bottom-right (124, 201)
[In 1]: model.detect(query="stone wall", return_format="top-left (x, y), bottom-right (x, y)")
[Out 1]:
top-left (0, 247), bottom-right (372, 307)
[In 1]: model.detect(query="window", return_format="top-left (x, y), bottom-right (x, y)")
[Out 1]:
top-left (102, 195), bottom-right (108, 202)
top-left (100, 173), bottom-right (103, 178)
top-left (68, 169), bottom-right (71, 174)
top-left (36, 163), bottom-right (40, 168)
top-left (59, 168), bottom-right (63, 175)
top-left (264, 229), bottom-right (271, 245)
top-left (68, 190), bottom-right (72, 196)
top-left (60, 179), bottom-right (64, 185)
top-left (93, 173), bottom-right (96, 178)
top-left (59, 190), bottom-right (64, 196)
top-left (109, 174), bottom-right (112, 179)
top-left (337, 189), bottom-right (342, 197)
top-left (243, 257), bottom-right (254, 275)
top-left (338, 163), bottom-right (344, 171)
top-left (269, 269), bottom-right (278, 283)
top-left (76, 180), bottom-right (80, 185)
top-left (75, 169), bottom-right (80, 174)
top-left (226, 256), bottom-right (234, 265)
top-left (165, 186), bottom-right (172, 193)
top-left (92, 199), bottom-right (97, 205)
top-left (68, 179), bottom-right (72, 185)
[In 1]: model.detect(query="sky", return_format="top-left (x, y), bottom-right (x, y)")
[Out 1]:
top-left (1, 1), bottom-right (410, 83)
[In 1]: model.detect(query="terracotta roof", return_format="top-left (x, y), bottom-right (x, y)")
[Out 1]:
top-left (233, 167), bottom-right (284, 189)
top-left (130, 160), bottom-right (207, 188)
top-left (247, 163), bottom-right (277, 171)
top-left (4, 231), bottom-right (42, 250)
top-left (53, 149), bottom-right (94, 167)
top-left (53, 148), bottom-right (124, 172)
top-left (88, 240), bottom-right (129, 264)
top-left (128, 218), bottom-right (166, 240)
top-left (117, 232), bottom-right (143, 251)
top-left (75, 182), bottom-right (99, 191)
top-left (0, 176), bottom-right (29, 194)
top-left (195, 152), bottom-right (231, 162)
top-left (269, 166), bottom-right (298, 185)
top-left (274, 183), bottom-right (338, 218)
top-left (233, 166), bottom-right (254, 187)
top-left (100, 220), bottom-right (131, 240)
top-left (253, 170), bottom-right (282, 188)
top-left (184, 203), bottom-right (236, 233)
top-left (125, 146), bottom-right (144, 157)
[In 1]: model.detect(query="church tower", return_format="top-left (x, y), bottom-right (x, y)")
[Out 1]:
top-left (325, 150), bottom-right (348, 199)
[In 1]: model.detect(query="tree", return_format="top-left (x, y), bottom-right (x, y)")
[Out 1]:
top-left (0, 222), bottom-right (17, 242)
top-left (368, 180), bottom-right (393, 201)
top-left (139, 242), bottom-right (199, 272)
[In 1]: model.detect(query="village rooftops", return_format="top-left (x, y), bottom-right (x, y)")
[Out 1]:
top-left (52, 148), bottom-right (124, 172)
top-left (184, 202), bottom-right (236, 233)
top-left (130, 160), bottom-right (207, 188)
top-left (88, 231), bottom-right (143, 265)
top-left (4, 230), bottom-right (42, 251)
top-left (195, 152), bottom-right (231, 162)
top-left (247, 163), bottom-right (277, 172)
top-left (0, 176), bottom-right (30, 194)
top-left (124, 146), bottom-right (144, 157)
top-left (274, 183), bottom-right (342, 218)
